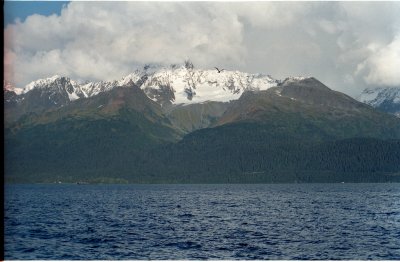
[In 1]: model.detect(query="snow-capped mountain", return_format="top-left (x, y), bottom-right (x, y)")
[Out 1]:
top-left (136, 63), bottom-right (278, 106)
top-left (359, 86), bottom-right (400, 117)
top-left (6, 63), bottom-right (280, 109)
top-left (23, 75), bottom-right (85, 102)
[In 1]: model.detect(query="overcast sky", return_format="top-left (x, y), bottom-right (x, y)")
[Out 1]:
top-left (4, 1), bottom-right (400, 97)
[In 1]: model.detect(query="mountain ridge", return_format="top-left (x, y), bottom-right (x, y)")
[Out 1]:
top-left (6, 63), bottom-right (280, 109)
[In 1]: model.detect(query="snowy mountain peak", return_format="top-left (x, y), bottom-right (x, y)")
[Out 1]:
top-left (23, 75), bottom-right (84, 102)
top-left (25, 75), bottom-right (65, 91)
top-left (359, 86), bottom-right (400, 106)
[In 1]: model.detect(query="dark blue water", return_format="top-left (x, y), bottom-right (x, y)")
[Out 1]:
top-left (4, 183), bottom-right (400, 260)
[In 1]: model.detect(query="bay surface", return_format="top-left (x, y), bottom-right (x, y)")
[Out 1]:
top-left (4, 183), bottom-right (400, 259)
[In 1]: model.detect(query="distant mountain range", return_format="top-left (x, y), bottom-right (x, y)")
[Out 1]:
top-left (359, 86), bottom-right (400, 117)
top-left (4, 63), bottom-right (400, 183)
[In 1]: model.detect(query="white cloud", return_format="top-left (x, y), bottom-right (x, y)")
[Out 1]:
top-left (233, 2), bottom-right (311, 29)
top-left (359, 36), bottom-right (400, 86)
top-left (319, 19), bottom-right (340, 35)
top-left (4, 1), bottom-right (400, 95)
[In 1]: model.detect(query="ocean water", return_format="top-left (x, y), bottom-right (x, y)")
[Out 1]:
top-left (4, 183), bottom-right (400, 260)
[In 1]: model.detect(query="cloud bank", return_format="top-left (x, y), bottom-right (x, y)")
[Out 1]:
top-left (4, 2), bottom-right (400, 96)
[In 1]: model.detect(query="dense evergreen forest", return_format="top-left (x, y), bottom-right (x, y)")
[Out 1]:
top-left (5, 121), bottom-right (400, 183)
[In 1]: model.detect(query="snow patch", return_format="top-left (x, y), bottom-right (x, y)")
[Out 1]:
top-left (67, 90), bottom-right (80, 101)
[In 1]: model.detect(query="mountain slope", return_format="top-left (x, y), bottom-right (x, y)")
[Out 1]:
top-left (5, 85), bottom-right (180, 183)
top-left (216, 77), bottom-right (400, 140)
top-left (165, 101), bottom-right (230, 133)
top-left (10, 83), bottom-right (174, 129)
top-left (5, 76), bottom-right (86, 124)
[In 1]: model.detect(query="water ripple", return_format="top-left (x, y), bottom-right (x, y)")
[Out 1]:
top-left (5, 183), bottom-right (400, 260)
